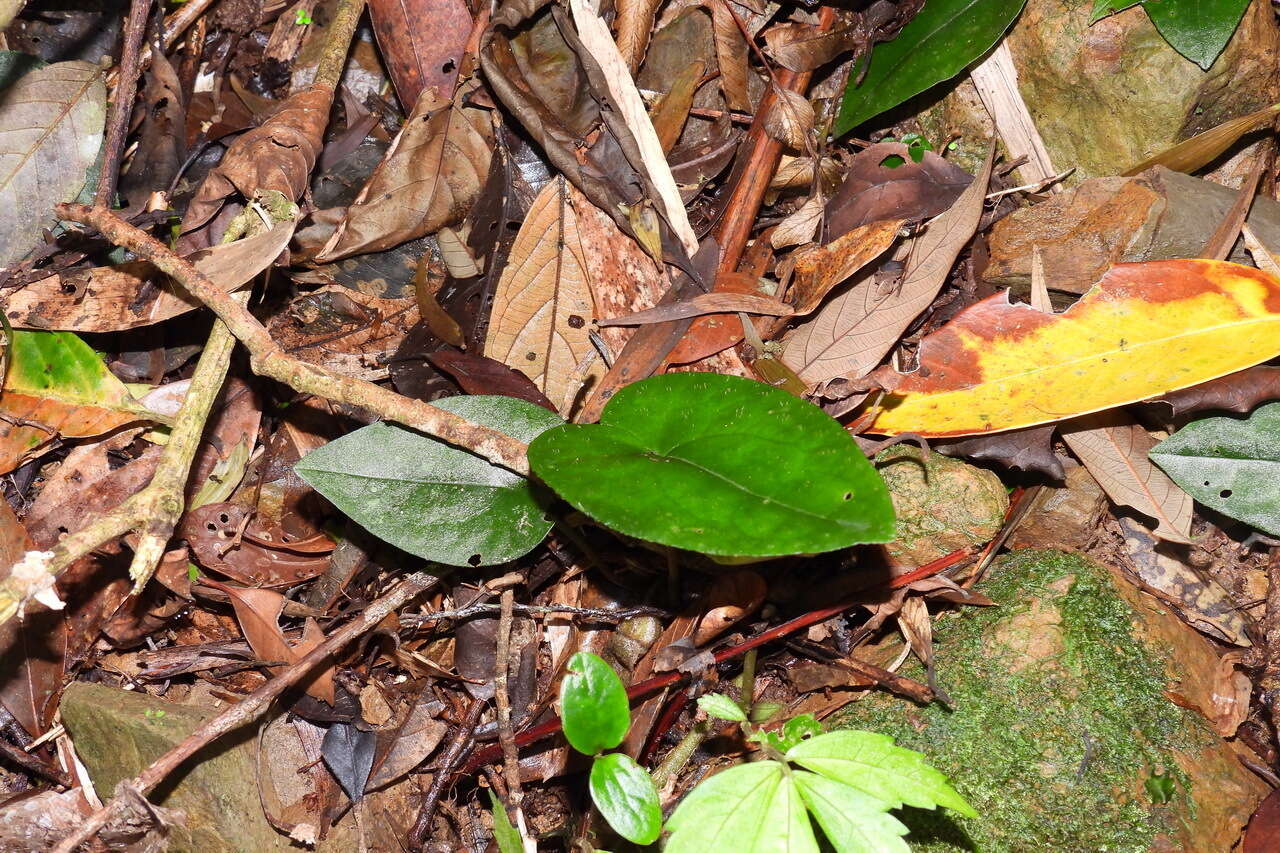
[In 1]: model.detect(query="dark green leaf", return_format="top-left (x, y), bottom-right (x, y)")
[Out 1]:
top-left (295, 396), bottom-right (560, 566)
top-left (1143, 0), bottom-right (1250, 69)
top-left (528, 373), bottom-right (894, 557)
top-left (834, 0), bottom-right (1027, 136)
top-left (488, 790), bottom-right (524, 853)
top-left (589, 753), bottom-right (662, 845)
top-left (1149, 401), bottom-right (1280, 536)
top-left (1089, 0), bottom-right (1141, 23)
top-left (560, 652), bottom-right (629, 755)
top-left (697, 693), bottom-right (747, 722)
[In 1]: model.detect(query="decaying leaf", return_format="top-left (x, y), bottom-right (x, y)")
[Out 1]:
top-left (600, 292), bottom-right (792, 326)
top-left (1123, 102), bottom-right (1280, 177)
top-left (709, 0), bottom-right (751, 111)
top-left (1060, 411), bottom-right (1192, 542)
top-left (0, 60), bottom-right (106, 268)
top-left (935, 425), bottom-right (1065, 480)
top-left (824, 141), bottom-right (973, 240)
top-left (785, 218), bottom-right (904, 315)
top-left (784, 144), bottom-right (992, 387)
top-left (367, 0), bottom-right (471, 109)
top-left (316, 87), bottom-right (492, 261)
top-left (764, 85), bottom-right (814, 150)
top-left (764, 16), bottom-right (865, 72)
top-left (426, 350), bottom-right (557, 411)
top-left (865, 259), bottom-right (1280, 437)
top-left (770, 193), bottom-right (826, 249)
top-left (1152, 365), bottom-right (1280, 416)
top-left (366, 693), bottom-right (448, 791)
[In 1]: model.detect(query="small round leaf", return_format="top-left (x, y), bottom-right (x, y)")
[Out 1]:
top-left (560, 652), bottom-right (629, 755)
top-left (589, 753), bottom-right (662, 845)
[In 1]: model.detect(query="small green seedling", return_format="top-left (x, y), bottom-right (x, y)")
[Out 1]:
top-left (1145, 771), bottom-right (1177, 804)
top-left (142, 708), bottom-right (166, 722)
top-left (295, 8), bottom-right (313, 25)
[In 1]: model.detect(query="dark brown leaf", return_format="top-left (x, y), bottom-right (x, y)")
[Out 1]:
top-left (764, 17), bottom-right (866, 72)
top-left (426, 350), bottom-right (557, 411)
top-left (935, 425), bottom-right (1065, 481)
top-left (1152, 366), bottom-right (1280, 416)
top-left (366, 692), bottom-right (448, 791)
top-left (824, 141), bottom-right (973, 240)
top-left (368, 0), bottom-right (471, 109)
top-left (1245, 788), bottom-right (1280, 853)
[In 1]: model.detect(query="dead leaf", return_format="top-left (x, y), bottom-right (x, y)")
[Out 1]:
top-left (1061, 411), bottom-right (1192, 543)
top-left (316, 87), bottom-right (493, 261)
top-left (366, 692), bottom-right (448, 791)
top-left (616, 0), bottom-right (665, 72)
top-left (1123, 102), bottom-right (1280, 177)
top-left (1245, 789), bottom-right (1280, 853)
top-left (864, 259), bottom-right (1280, 437)
top-left (693, 570), bottom-right (766, 645)
top-left (368, 0), bottom-right (471, 109)
top-left (0, 501), bottom-right (63, 737)
top-left (764, 85), bottom-right (814, 150)
top-left (785, 218), bottom-right (903, 315)
top-left (265, 286), bottom-right (420, 382)
top-left (784, 144), bottom-right (993, 386)
top-left (1153, 366), bottom-right (1280, 416)
top-left (709, 0), bottom-right (751, 112)
top-left (764, 17), bottom-right (865, 72)
top-left (666, 271), bottom-right (764, 365)
top-left (824, 141), bottom-right (973, 239)
top-left (599, 292), bottom-right (792, 325)
top-left (1211, 652), bottom-right (1250, 737)
top-left (426, 350), bottom-right (557, 411)
top-left (771, 193), bottom-right (826, 249)
top-left (934, 425), bottom-right (1065, 481)
top-left (649, 59), bottom-right (704, 154)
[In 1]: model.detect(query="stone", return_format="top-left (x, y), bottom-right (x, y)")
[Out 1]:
top-left (836, 549), bottom-right (1268, 852)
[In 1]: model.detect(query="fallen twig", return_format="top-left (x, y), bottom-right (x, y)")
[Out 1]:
top-left (97, 0), bottom-right (152, 207)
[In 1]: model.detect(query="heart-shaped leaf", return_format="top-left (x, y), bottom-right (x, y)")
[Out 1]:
top-left (295, 396), bottom-right (561, 566)
top-left (528, 373), bottom-right (894, 557)
top-left (589, 752), bottom-right (662, 844)
top-left (560, 652), bottom-right (629, 755)
top-left (1150, 401), bottom-right (1280, 536)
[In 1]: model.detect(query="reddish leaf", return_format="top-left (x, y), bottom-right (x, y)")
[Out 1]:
top-left (1245, 788), bottom-right (1280, 853)
top-left (824, 141), bottom-right (972, 239)
top-left (368, 0), bottom-right (471, 109)
top-left (426, 350), bottom-right (557, 412)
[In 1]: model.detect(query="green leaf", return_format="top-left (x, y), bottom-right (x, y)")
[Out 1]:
top-left (834, 0), bottom-right (1027, 136)
top-left (1143, 0), bottom-right (1250, 69)
top-left (295, 396), bottom-right (560, 566)
top-left (792, 770), bottom-right (910, 853)
top-left (1089, 0), bottom-right (1141, 23)
top-left (488, 790), bottom-right (524, 853)
top-left (780, 714), bottom-right (823, 750)
top-left (528, 373), bottom-right (894, 557)
top-left (785, 730), bottom-right (976, 817)
top-left (589, 753), bottom-right (662, 845)
top-left (666, 761), bottom-right (817, 853)
top-left (697, 693), bottom-right (747, 722)
top-left (560, 652), bottom-right (629, 755)
top-left (1149, 402), bottom-right (1280, 536)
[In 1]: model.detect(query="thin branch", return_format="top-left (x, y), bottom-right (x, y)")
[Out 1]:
top-left (53, 572), bottom-right (439, 853)
top-left (410, 697), bottom-right (486, 850)
top-left (402, 602), bottom-right (667, 627)
top-left (494, 589), bottom-right (534, 850)
top-left (97, 0), bottom-right (152, 207)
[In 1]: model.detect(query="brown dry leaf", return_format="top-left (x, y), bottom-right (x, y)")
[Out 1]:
top-left (1243, 223), bottom-right (1280, 276)
top-left (1123, 102), bottom-right (1280, 177)
top-left (7, 216), bottom-right (295, 332)
top-left (367, 0), bottom-right (471, 109)
top-left (784, 143), bottom-right (993, 386)
top-left (934, 425), bottom-right (1065, 481)
top-left (770, 155), bottom-right (841, 193)
top-left (485, 179), bottom-right (605, 415)
top-left (649, 59), bottom-right (705, 154)
top-left (693, 570), bottom-right (766, 645)
top-left (764, 17), bottom-right (865, 72)
top-left (666, 271), bottom-right (762, 364)
top-left (1061, 411), bottom-right (1192, 543)
top-left (764, 85), bottom-right (814, 150)
top-left (616, 0), bottom-right (665, 71)
top-left (825, 141), bottom-right (973, 240)
top-left (366, 692), bottom-right (448, 791)
top-left (601, 292), bottom-right (792, 325)
top-left (316, 88), bottom-right (492, 261)
top-left (1211, 651), bottom-right (1250, 737)
top-left (265, 286), bottom-right (420, 382)
top-left (709, 0), bottom-right (751, 112)
top-left (771, 193), bottom-right (826, 249)
top-left (896, 596), bottom-right (934, 671)
top-left (1154, 365), bottom-right (1280, 415)
top-left (785, 218), bottom-right (903, 315)
top-left (426, 350), bottom-right (557, 411)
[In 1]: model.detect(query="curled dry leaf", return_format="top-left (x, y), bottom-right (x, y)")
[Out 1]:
top-left (770, 193), bottom-right (826, 249)
top-left (785, 218), bottom-right (903, 315)
top-left (600, 292), bottom-right (792, 326)
top-left (316, 88), bottom-right (493, 261)
top-left (1123, 102), bottom-right (1280, 177)
top-left (1152, 365), bottom-right (1280, 416)
top-left (934, 425), bottom-right (1065, 481)
top-left (709, 0), bottom-right (752, 112)
top-left (0, 60), bottom-right (106, 268)
top-left (824, 141), bottom-right (973, 240)
top-left (865, 260), bottom-right (1280, 437)
top-left (615, 0), bottom-right (665, 71)
top-left (764, 17), bottom-right (866, 72)
top-left (367, 0), bottom-right (471, 109)
top-left (764, 85), bottom-right (814, 150)
top-left (693, 570), bottom-right (766, 645)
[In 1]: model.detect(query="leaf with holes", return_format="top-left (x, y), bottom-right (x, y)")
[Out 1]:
top-left (295, 396), bottom-right (561, 566)
top-left (528, 373), bottom-right (894, 557)
top-left (1150, 401), bottom-right (1280, 536)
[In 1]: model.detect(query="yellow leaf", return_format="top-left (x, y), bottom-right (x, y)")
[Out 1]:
top-left (866, 259), bottom-right (1280, 437)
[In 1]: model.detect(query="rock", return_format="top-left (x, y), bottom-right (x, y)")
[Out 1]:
top-left (836, 549), bottom-right (1268, 852)
top-left (60, 682), bottom-right (296, 853)
top-left (875, 446), bottom-right (1009, 566)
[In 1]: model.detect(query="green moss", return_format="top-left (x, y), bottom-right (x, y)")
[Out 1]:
top-left (836, 550), bottom-right (1213, 852)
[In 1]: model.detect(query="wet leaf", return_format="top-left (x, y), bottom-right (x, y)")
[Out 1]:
top-left (590, 752), bottom-right (662, 844)
top-left (560, 651), bottom-right (629, 755)
top-left (0, 60), bottom-right (105, 267)
top-left (1245, 788), bottom-right (1280, 853)
top-left (296, 396), bottom-right (561, 566)
top-left (322, 721), bottom-right (377, 803)
top-left (824, 142), bottom-right (972, 239)
top-left (528, 373), bottom-right (895, 557)
top-left (368, 0), bottom-right (471, 108)
top-left (316, 88), bottom-right (492, 261)
top-left (866, 260), bottom-right (1280, 437)
top-left (1150, 401), bottom-right (1280, 536)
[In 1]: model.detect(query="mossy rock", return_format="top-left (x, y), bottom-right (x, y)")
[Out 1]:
top-left (835, 549), bottom-right (1265, 852)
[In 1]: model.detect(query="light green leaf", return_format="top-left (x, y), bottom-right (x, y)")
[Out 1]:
top-left (792, 770), bottom-right (910, 853)
top-left (1143, 0), bottom-right (1250, 69)
top-left (666, 761), bottom-right (817, 853)
top-left (488, 790), bottom-right (523, 853)
top-left (698, 693), bottom-right (747, 722)
top-left (528, 373), bottom-right (894, 557)
top-left (589, 753), bottom-right (662, 845)
top-left (1149, 401), bottom-right (1280, 536)
top-left (295, 396), bottom-right (560, 566)
top-left (834, 0), bottom-right (1027, 136)
top-left (560, 652), bottom-right (630, 755)
top-left (785, 730), bottom-right (976, 817)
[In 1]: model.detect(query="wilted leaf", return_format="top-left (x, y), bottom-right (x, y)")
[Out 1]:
top-left (834, 0), bottom-right (1026, 135)
top-left (772, 193), bottom-right (826, 249)
top-left (368, 0), bottom-right (470, 108)
top-left (824, 142), bottom-right (973, 239)
top-left (784, 145), bottom-right (992, 386)
top-left (616, 0), bottom-right (665, 71)
top-left (1061, 410), bottom-right (1192, 542)
top-left (0, 331), bottom-right (157, 474)
top-left (426, 350), bottom-right (557, 411)
top-left (650, 59), bottom-right (704, 153)
top-left (485, 179), bottom-right (607, 414)
top-left (316, 88), bottom-right (492, 260)
top-left (1153, 365), bottom-right (1280, 415)
top-left (1123, 102), bottom-right (1280, 176)
top-left (1150, 401), bottom-right (1280, 536)
top-left (709, 0), bottom-right (751, 112)
top-left (787, 218), bottom-right (904, 315)
top-left (1143, 0), bottom-right (1251, 70)
top-left (866, 260), bottom-right (1280, 437)
top-left (765, 86), bottom-right (815, 150)
top-left (0, 60), bottom-right (105, 268)
top-left (366, 693), bottom-right (448, 791)
top-left (935, 425), bottom-right (1065, 480)
top-left (764, 18), bottom-right (865, 72)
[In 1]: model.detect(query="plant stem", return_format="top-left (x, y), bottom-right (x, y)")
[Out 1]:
top-left (649, 719), bottom-right (709, 790)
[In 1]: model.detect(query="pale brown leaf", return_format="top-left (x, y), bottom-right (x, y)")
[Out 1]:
top-left (783, 144), bottom-right (993, 385)
top-left (771, 193), bottom-right (826, 249)
top-left (785, 218), bottom-right (903, 315)
top-left (1123, 102), bottom-right (1280, 177)
top-left (1061, 411), bottom-right (1192, 543)
top-left (709, 0), bottom-right (751, 112)
top-left (212, 581), bottom-right (334, 703)
top-left (764, 19), bottom-right (864, 72)
top-left (764, 85), bottom-right (814, 150)
top-left (316, 88), bottom-right (492, 261)
top-left (615, 0), bottom-right (665, 72)
top-left (599, 292), bottom-right (791, 326)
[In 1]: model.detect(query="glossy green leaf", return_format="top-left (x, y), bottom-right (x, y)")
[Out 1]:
top-left (834, 0), bottom-right (1027, 136)
top-left (1143, 0), bottom-right (1250, 69)
top-left (528, 373), bottom-right (894, 557)
top-left (589, 753), bottom-right (662, 845)
top-left (666, 761), bottom-right (817, 853)
top-left (560, 652), bottom-right (629, 755)
top-left (697, 693), bottom-right (746, 722)
top-left (295, 396), bottom-right (560, 566)
top-left (488, 790), bottom-right (523, 853)
top-left (785, 730), bottom-right (976, 817)
top-left (1149, 401), bottom-right (1280, 536)
top-left (792, 770), bottom-right (910, 853)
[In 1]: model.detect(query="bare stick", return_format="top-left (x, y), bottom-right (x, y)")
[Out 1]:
top-left (410, 697), bottom-right (486, 849)
top-left (97, 0), bottom-right (152, 207)
top-left (493, 589), bottom-right (533, 850)
top-left (53, 572), bottom-right (439, 853)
